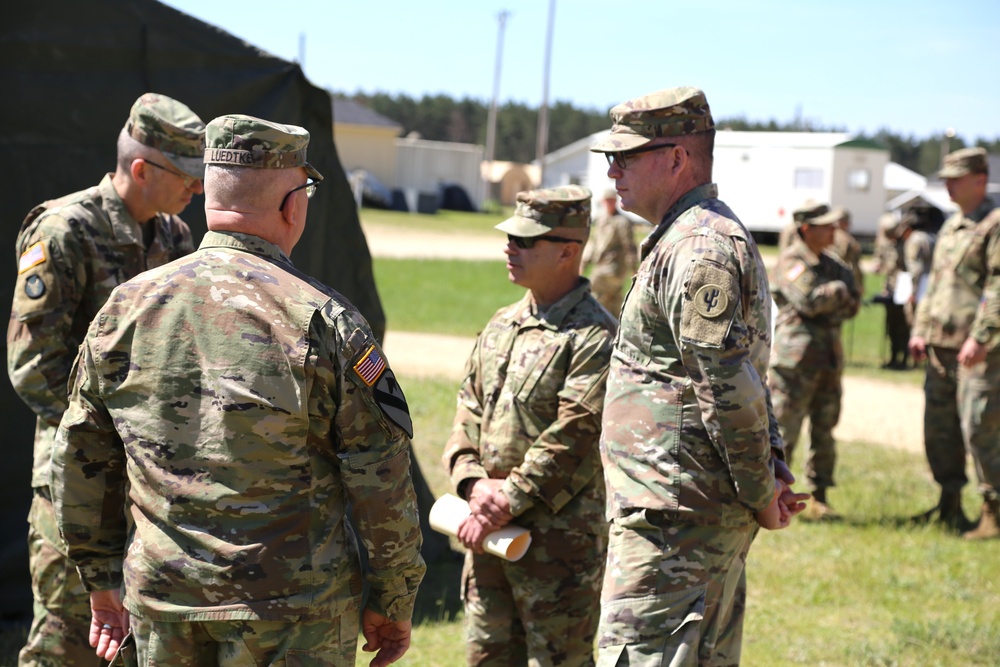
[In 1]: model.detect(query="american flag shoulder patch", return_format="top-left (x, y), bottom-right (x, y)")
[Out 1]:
top-left (353, 344), bottom-right (387, 386)
top-left (18, 242), bottom-right (46, 274)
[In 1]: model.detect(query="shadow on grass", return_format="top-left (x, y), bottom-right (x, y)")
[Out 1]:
top-left (412, 548), bottom-right (464, 625)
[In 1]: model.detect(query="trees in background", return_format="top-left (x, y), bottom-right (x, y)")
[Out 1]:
top-left (340, 91), bottom-right (1000, 176)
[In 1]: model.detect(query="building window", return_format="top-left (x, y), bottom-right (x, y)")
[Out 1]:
top-left (794, 168), bottom-right (824, 189)
top-left (847, 168), bottom-right (870, 191)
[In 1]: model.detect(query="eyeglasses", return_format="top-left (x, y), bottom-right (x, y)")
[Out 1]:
top-left (279, 179), bottom-right (320, 211)
top-left (142, 158), bottom-right (197, 188)
top-left (604, 143), bottom-right (678, 170)
top-left (507, 233), bottom-right (582, 249)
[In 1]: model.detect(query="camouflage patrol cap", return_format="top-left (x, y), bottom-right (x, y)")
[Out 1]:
top-left (126, 93), bottom-right (206, 179)
top-left (495, 185), bottom-right (592, 237)
top-left (204, 114), bottom-right (324, 181)
top-left (938, 147), bottom-right (989, 178)
top-left (590, 86), bottom-right (714, 153)
top-left (794, 201), bottom-right (839, 226)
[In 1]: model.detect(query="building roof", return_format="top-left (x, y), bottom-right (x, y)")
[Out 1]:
top-left (884, 162), bottom-right (927, 193)
top-left (332, 97), bottom-right (402, 130)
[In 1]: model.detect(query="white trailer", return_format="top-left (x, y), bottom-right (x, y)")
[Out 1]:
top-left (541, 130), bottom-right (890, 238)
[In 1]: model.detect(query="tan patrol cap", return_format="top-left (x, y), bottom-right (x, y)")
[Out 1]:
top-left (938, 147), bottom-right (989, 179)
top-left (125, 93), bottom-right (206, 180)
top-left (494, 185), bottom-right (591, 237)
top-left (590, 86), bottom-right (714, 153)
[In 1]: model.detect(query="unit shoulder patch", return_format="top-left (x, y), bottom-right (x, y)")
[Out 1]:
top-left (680, 261), bottom-right (738, 349)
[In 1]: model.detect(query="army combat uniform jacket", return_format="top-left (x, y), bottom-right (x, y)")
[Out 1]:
top-left (913, 197), bottom-right (1000, 349)
top-left (771, 237), bottom-right (860, 371)
top-left (600, 184), bottom-right (781, 529)
top-left (444, 280), bottom-right (617, 533)
top-left (8, 174), bottom-right (193, 488)
top-left (53, 231), bottom-right (425, 623)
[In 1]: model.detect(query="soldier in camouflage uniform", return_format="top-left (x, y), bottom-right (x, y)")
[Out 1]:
top-left (51, 115), bottom-right (425, 665)
top-left (909, 147), bottom-right (1000, 538)
top-left (582, 188), bottom-right (638, 316)
top-left (873, 213), bottom-right (910, 368)
top-left (590, 87), bottom-right (808, 667)
top-left (899, 203), bottom-right (940, 326)
top-left (442, 185), bottom-right (616, 666)
top-left (7, 93), bottom-right (205, 667)
top-left (769, 202), bottom-right (861, 520)
top-left (828, 207), bottom-right (864, 295)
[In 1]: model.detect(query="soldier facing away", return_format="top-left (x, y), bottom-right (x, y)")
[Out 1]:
top-left (51, 114), bottom-right (425, 665)
top-left (769, 201), bottom-right (862, 520)
top-left (7, 92), bottom-right (204, 667)
top-left (581, 188), bottom-right (638, 316)
top-left (909, 146), bottom-right (1000, 538)
top-left (443, 185), bottom-right (616, 666)
top-left (590, 86), bottom-right (808, 666)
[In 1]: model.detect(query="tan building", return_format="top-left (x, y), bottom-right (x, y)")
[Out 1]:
top-left (332, 97), bottom-right (401, 190)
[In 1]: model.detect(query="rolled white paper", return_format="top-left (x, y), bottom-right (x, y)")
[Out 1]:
top-left (429, 493), bottom-right (532, 562)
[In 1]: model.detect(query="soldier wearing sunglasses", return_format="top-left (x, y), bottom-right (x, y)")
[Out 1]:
top-left (444, 185), bottom-right (617, 666)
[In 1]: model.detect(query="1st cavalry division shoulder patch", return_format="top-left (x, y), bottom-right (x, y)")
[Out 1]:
top-left (353, 344), bottom-right (413, 438)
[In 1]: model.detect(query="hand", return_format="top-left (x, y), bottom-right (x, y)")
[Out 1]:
top-left (776, 478), bottom-right (810, 525)
top-left (957, 336), bottom-right (988, 367)
top-left (908, 335), bottom-right (927, 362)
top-left (467, 479), bottom-right (513, 528)
top-left (456, 514), bottom-right (497, 553)
top-left (89, 589), bottom-right (129, 661)
top-left (754, 488), bottom-right (784, 530)
top-left (361, 609), bottom-right (412, 667)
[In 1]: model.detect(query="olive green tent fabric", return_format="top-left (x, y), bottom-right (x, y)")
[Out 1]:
top-left (0, 1), bottom-right (442, 620)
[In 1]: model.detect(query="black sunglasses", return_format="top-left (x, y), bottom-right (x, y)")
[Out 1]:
top-left (605, 143), bottom-right (677, 170)
top-left (507, 233), bottom-right (582, 250)
top-left (278, 179), bottom-right (320, 211)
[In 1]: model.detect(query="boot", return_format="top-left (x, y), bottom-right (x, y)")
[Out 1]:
top-left (801, 488), bottom-right (840, 521)
top-left (964, 496), bottom-right (1000, 540)
top-left (938, 489), bottom-right (972, 532)
top-left (911, 489), bottom-right (969, 531)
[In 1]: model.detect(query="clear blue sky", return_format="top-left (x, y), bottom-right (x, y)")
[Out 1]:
top-left (160, 0), bottom-right (999, 142)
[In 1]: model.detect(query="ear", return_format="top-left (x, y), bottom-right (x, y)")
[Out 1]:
top-left (280, 189), bottom-right (299, 227)
top-left (670, 145), bottom-right (688, 177)
top-left (130, 158), bottom-right (148, 184)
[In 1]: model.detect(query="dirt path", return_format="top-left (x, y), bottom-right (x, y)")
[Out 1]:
top-left (383, 331), bottom-right (925, 455)
top-left (367, 222), bottom-right (925, 456)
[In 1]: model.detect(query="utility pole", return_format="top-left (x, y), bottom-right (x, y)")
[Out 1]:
top-left (484, 10), bottom-right (510, 206)
top-left (298, 32), bottom-right (306, 68)
top-left (940, 127), bottom-right (956, 169)
top-left (535, 0), bottom-right (556, 185)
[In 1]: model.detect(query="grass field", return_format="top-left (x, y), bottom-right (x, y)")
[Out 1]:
top-left (0, 210), bottom-right (957, 665)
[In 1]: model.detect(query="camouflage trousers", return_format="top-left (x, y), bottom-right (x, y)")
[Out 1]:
top-left (19, 489), bottom-right (103, 667)
top-left (589, 273), bottom-right (626, 318)
top-left (462, 526), bottom-right (605, 666)
top-left (129, 613), bottom-right (357, 666)
top-left (596, 511), bottom-right (757, 667)
top-left (925, 345), bottom-right (1000, 498)
top-left (769, 364), bottom-right (842, 491)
